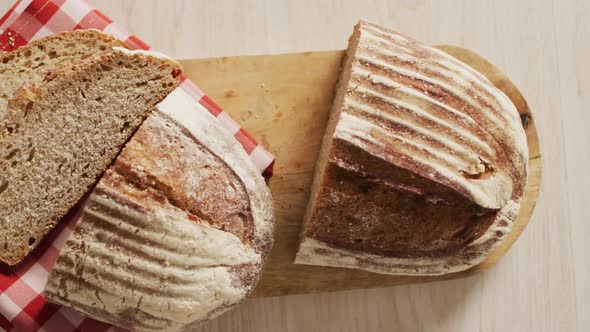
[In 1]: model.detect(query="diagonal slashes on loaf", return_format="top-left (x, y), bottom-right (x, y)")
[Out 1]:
top-left (45, 89), bottom-right (275, 331)
top-left (295, 20), bottom-right (528, 276)
top-left (337, 22), bottom-right (527, 209)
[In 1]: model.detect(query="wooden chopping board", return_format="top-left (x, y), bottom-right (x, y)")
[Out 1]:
top-left (178, 46), bottom-right (542, 298)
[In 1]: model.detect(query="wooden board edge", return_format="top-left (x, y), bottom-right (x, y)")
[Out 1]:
top-left (431, 45), bottom-right (542, 275)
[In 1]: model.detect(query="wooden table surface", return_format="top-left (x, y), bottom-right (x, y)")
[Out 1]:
top-left (2, 1), bottom-right (587, 331)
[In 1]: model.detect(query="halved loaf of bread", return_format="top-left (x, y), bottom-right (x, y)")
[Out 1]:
top-left (295, 21), bottom-right (528, 275)
top-left (0, 30), bottom-right (126, 126)
top-left (0, 42), bottom-right (182, 265)
top-left (45, 89), bottom-right (274, 331)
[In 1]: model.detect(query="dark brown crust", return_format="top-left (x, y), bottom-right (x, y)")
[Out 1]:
top-left (96, 112), bottom-right (259, 250)
top-left (300, 20), bottom-right (527, 269)
top-left (305, 139), bottom-right (497, 258)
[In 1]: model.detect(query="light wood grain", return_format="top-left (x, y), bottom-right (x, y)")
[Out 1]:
top-left (2, 0), bottom-right (587, 331)
top-left (178, 46), bottom-right (541, 296)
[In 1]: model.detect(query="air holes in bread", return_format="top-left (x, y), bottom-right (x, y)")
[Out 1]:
top-left (27, 148), bottom-right (35, 162)
top-left (28, 237), bottom-right (36, 246)
top-left (0, 181), bottom-right (8, 195)
top-left (121, 121), bottom-right (131, 133)
top-left (5, 149), bottom-right (19, 160)
top-left (44, 70), bottom-right (57, 82)
top-left (24, 101), bottom-right (34, 118)
top-left (100, 63), bottom-right (113, 71)
top-left (33, 62), bottom-right (46, 69)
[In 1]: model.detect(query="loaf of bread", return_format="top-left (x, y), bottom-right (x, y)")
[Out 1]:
top-left (0, 32), bottom-right (182, 265)
top-left (45, 89), bottom-right (274, 331)
top-left (295, 21), bottom-right (528, 275)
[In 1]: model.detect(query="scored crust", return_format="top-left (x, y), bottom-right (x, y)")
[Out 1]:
top-left (45, 89), bottom-right (274, 332)
top-left (295, 20), bottom-right (528, 275)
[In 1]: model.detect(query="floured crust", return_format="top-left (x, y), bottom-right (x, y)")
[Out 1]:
top-left (46, 191), bottom-right (260, 332)
top-left (295, 20), bottom-right (528, 275)
top-left (45, 89), bottom-right (274, 331)
top-left (156, 90), bottom-right (274, 255)
top-left (338, 21), bottom-right (527, 208)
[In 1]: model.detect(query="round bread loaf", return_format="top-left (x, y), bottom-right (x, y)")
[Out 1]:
top-left (296, 20), bottom-right (527, 276)
top-left (44, 88), bottom-right (274, 331)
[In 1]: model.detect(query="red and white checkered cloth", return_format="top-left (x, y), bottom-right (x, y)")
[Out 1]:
top-left (0, 0), bottom-right (275, 331)
top-left (0, 208), bottom-right (117, 332)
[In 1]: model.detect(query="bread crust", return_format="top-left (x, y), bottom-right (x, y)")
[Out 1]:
top-left (45, 90), bottom-right (274, 331)
top-left (295, 20), bottom-right (528, 275)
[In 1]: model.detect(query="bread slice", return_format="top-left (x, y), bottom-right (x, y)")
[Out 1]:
top-left (0, 47), bottom-right (182, 265)
top-left (295, 21), bottom-right (528, 275)
top-left (45, 90), bottom-right (274, 331)
top-left (0, 30), bottom-right (127, 126)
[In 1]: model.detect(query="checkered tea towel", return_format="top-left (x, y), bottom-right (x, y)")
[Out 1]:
top-left (0, 0), bottom-right (275, 331)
